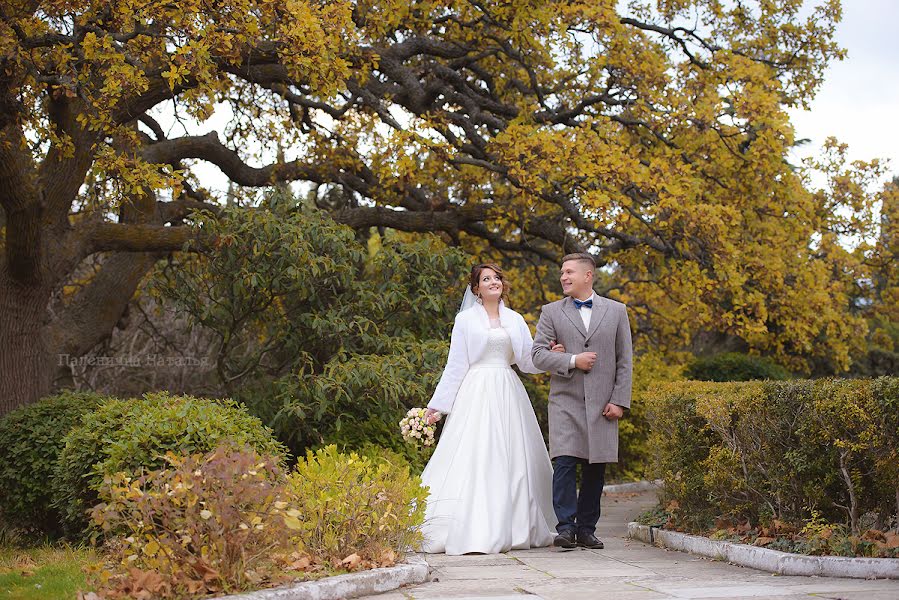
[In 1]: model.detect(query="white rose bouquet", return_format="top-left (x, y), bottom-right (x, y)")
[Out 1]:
top-left (399, 408), bottom-right (440, 447)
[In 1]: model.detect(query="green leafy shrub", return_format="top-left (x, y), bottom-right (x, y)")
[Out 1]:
top-left (151, 201), bottom-right (468, 460)
top-left (686, 352), bottom-right (791, 382)
top-left (0, 391), bottom-right (111, 537)
top-left (270, 341), bottom-right (447, 466)
top-left (91, 445), bottom-right (291, 598)
top-left (53, 392), bottom-right (286, 535)
top-left (89, 443), bottom-right (431, 598)
top-left (284, 445), bottom-right (428, 564)
top-left (647, 377), bottom-right (899, 548)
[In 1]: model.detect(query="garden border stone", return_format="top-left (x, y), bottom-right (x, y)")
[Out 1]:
top-left (603, 479), bottom-right (663, 494)
top-left (215, 554), bottom-right (431, 600)
top-left (627, 522), bottom-right (899, 579)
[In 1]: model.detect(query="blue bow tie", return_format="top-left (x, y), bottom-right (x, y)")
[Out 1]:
top-left (574, 298), bottom-right (593, 310)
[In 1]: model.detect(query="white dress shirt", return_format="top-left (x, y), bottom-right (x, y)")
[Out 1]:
top-left (568, 292), bottom-right (595, 369)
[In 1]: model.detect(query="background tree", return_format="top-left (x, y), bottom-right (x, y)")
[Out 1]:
top-left (1, 0), bottom-right (881, 413)
top-left (847, 177), bottom-right (899, 376)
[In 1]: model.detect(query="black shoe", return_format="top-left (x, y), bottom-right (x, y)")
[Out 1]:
top-left (576, 531), bottom-right (604, 549)
top-left (553, 529), bottom-right (577, 549)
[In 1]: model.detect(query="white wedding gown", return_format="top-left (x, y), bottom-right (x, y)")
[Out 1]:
top-left (420, 326), bottom-right (556, 554)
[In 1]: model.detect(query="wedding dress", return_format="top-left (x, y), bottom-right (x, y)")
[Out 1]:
top-left (419, 323), bottom-right (556, 554)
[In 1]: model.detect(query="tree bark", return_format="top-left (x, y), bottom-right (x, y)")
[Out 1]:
top-left (0, 269), bottom-right (53, 414)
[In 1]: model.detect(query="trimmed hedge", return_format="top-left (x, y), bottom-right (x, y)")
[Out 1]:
top-left (53, 392), bottom-right (287, 535)
top-left (685, 352), bottom-right (791, 382)
top-left (648, 377), bottom-right (898, 535)
top-left (0, 391), bottom-right (112, 537)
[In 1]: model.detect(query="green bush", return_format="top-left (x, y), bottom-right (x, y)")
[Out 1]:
top-left (686, 352), bottom-right (791, 382)
top-left (849, 319), bottom-right (899, 377)
top-left (0, 391), bottom-right (111, 537)
top-left (284, 445), bottom-right (428, 563)
top-left (268, 341), bottom-right (447, 463)
top-left (320, 415), bottom-right (434, 474)
top-left (647, 377), bottom-right (898, 543)
top-left (53, 392), bottom-right (286, 535)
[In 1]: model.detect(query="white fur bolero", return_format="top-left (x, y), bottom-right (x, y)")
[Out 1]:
top-left (426, 302), bottom-right (541, 414)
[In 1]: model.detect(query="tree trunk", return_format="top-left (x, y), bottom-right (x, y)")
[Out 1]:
top-left (0, 272), bottom-right (53, 415)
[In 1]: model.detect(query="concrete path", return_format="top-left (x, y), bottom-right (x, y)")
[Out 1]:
top-left (361, 490), bottom-right (899, 600)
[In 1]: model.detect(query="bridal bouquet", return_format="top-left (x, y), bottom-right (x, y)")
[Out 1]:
top-left (399, 408), bottom-right (439, 447)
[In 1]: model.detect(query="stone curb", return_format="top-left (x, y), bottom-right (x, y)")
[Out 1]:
top-left (627, 522), bottom-right (899, 579)
top-left (603, 479), bottom-right (663, 494)
top-left (215, 554), bottom-right (431, 600)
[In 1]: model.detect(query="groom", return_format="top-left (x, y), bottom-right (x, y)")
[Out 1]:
top-left (531, 253), bottom-right (633, 550)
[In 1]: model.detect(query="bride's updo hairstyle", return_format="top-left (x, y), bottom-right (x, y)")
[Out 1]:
top-left (469, 263), bottom-right (511, 304)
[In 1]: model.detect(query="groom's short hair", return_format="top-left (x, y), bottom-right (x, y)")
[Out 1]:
top-left (561, 253), bottom-right (596, 270)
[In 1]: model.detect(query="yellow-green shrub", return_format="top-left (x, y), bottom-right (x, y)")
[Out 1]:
top-left (618, 352), bottom-right (687, 480)
top-left (284, 445), bottom-right (428, 564)
top-left (647, 377), bottom-right (898, 535)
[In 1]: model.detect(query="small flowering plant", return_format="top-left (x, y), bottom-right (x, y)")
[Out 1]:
top-left (399, 408), bottom-right (440, 447)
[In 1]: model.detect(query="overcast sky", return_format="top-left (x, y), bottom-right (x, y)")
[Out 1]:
top-left (786, 0), bottom-right (899, 181)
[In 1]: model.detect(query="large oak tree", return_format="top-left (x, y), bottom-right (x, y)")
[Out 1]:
top-left (0, 0), bottom-right (870, 413)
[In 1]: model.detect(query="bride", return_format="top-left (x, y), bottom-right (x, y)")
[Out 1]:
top-left (419, 263), bottom-right (560, 555)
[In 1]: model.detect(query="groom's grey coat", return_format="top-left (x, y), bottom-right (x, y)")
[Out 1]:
top-left (531, 295), bottom-right (633, 463)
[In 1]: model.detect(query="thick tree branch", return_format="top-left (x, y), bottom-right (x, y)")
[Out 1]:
top-left (0, 124), bottom-right (39, 214)
top-left (142, 132), bottom-right (328, 187)
top-left (158, 197), bottom-right (222, 223)
top-left (40, 96), bottom-right (99, 229)
top-left (84, 222), bottom-right (198, 254)
top-left (46, 252), bottom-right (161, 362)
top-left (330, 205), bottom-right (487, 232)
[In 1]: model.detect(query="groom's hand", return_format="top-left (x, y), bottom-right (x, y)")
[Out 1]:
top-left (574, 352), bottom-right (597, 371)
top-left (603, 403), bottom-right (624, 421)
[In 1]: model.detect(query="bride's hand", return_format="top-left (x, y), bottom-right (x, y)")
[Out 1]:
top-left (425, 408), bottom-right (442, 424)
top-left (550, 341), bottom-right (566, 353)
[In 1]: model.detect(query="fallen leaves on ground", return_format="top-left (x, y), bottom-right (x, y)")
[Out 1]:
top-left (340, 553), bottom-right (362, 570)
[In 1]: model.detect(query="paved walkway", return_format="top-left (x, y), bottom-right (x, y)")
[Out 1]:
top-left (362, 490), bottom-right (899, 600)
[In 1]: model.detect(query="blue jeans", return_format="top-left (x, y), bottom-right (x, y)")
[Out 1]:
top-left (552, 456), bottom-right (606, 535)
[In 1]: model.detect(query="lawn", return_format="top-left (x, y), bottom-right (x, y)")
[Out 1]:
top-left (0, 545), bottom-right (97, 600)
